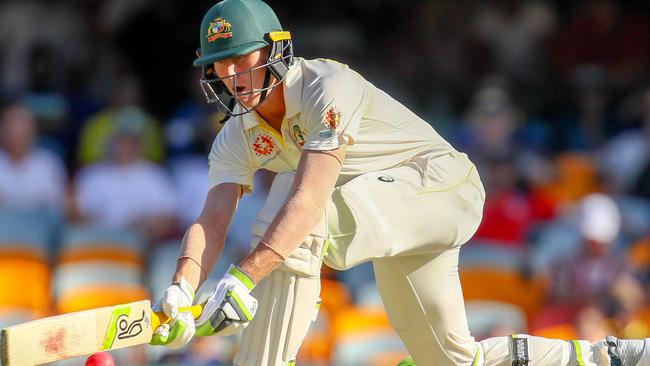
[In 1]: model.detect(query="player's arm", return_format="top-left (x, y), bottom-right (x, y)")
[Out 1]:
top-left (173, 182), bottom-right (242, 291)
top-left (191, 146), bottom-right (345, 338)
top-left (150, 182), bottom-right (242, 348)
top-left (239, 146), bottom-right (346, 282)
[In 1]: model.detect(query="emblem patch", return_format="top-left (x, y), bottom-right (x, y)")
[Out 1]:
top-left (207, 17), bottom-right (233, 42)
top-left (252, 133), bottom-right (276, 157)
top-left (323, 106), bottom-right (342, 130)
top-left (292, 125), bottom-right (306, 147)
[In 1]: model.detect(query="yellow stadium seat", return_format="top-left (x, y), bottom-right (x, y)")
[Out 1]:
top-left (333, 307), bottom-right (393, 336)
top-left (460, 267), bottom-right (545, 321)
top-left (59, 225), bottom-right (145, 269)
top-left (0, 257), bottom-right (51, 315)
top-left (58, 247), bottom-right (144, 267)
top-left (0, 208), bottom-right (56, 262)
top-left (542, 153), bottom-right (600, 205)
top-left (628, 238), bottom-right (650, 271)
top-left (297, 279), bottom-right (352, 364)
top-left (331, 307), bottom-right (408, 365)
top-left (532, 323), bottom-right (579, 340)
top-left (53, 260), bottom-right (148, 313)
top-left (56, 284), bottom-right (150, 314)
top-left (320, 278), bottom-right (352, 313)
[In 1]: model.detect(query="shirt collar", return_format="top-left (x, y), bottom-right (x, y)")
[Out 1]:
top-left (240, 58), bottom-right (303, 130)
top-left (240, 108), bottom-right (258, 130)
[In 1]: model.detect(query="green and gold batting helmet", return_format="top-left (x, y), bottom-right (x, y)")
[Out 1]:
top-left (194, 0), bottom-right (294, 119)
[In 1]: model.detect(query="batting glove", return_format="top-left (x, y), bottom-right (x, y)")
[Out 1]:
top-left (150, 277), bottom-right (196, 349)
top-left (195, 264), bottom-right (257, 337)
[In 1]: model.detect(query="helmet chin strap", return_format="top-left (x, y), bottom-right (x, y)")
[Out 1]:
top-left (218, 98), bottom-right (237, 124)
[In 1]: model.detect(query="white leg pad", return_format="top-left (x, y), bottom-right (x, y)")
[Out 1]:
top-left (234, 171), bottom-right (326, 366)
top-left (234, 268), bottom-right (321, 366)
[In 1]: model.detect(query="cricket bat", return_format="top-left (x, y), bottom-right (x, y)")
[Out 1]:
top-left (0, 300), bottom-right (202, 365)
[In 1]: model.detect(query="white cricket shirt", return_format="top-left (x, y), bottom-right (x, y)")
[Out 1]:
top-left (208, 57), bottom-right (455, 192)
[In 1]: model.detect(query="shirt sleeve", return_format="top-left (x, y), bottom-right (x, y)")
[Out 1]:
top-left (208, 121), bottom-right (257, 193)
top-left (302, 68), bottom-right (366, 151)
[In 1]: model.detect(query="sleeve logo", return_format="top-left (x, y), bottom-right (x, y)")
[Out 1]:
top-left (322, 106), bottom-right (342, 130)
top-left (207, 17), bottom-right (233, 42)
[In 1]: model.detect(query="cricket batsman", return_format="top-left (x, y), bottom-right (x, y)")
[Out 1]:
top-left (150, 0), bottom-right (650, 365)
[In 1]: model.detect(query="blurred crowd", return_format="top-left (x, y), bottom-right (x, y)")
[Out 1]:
top-left (1, 0), bottom-right (650, 365)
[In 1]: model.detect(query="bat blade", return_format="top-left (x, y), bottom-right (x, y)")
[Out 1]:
top-left (1, 300), bottom-right (153, 365)
top-left (0, 300), bottom-right (202, 365)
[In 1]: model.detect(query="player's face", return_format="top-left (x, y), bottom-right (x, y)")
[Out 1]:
top-left (213, 48), bottom-right (271, 108)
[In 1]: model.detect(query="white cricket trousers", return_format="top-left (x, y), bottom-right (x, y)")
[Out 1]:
top-left (374, 248), bottom-right (612, 365)
top-left (326, 151), bottom-right (615, 366)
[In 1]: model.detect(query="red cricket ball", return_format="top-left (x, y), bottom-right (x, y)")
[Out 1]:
top-left (85, 352), bottom-right (115, 366)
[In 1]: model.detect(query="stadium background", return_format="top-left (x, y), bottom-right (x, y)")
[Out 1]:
top-left (0, 0), bottom-right (650, 365)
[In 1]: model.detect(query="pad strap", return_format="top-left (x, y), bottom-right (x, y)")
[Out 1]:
top-left (510, 335), bottom-right (531, 366)
top-left (570, 340), bottom-right (586, 366)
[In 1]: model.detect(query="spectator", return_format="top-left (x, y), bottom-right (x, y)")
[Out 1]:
top-left (73, 115), bottom-right (178, 242)
top-left (165, 68), bottom-right (221, 159)
top-left (76, 74), bottom-right (164, 166)
top-left (453, 81), bottom-right (521, 160)
top-left (553, 66), bottom-right (615, 151)
top-left (0, 103), bottom-right (66, 212)
top-left (0, 0), bottom-right (87, 94)
top-left (167, 70), bottom-right (224, 228)
top-left (600, 86), bottom-right (650, 194)
top-left (21, 41), bottom-right (70, 158)
top-left (473, 1), bottom-right (556, 88)
top-left (553, 1), bottom-right (649, 89)
top-left (473, 154), bottom-right (533, 247)
top-left (547, 194), bottom-right (637, 315)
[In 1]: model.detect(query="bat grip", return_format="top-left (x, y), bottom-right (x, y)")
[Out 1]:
top-left (151, 305), bottom-right (203, 330)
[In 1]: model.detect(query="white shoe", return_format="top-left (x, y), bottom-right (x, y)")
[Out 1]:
top-left (607, 336), bottom-right (647, 366)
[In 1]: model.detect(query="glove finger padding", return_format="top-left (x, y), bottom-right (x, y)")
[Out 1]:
top-left (150, 310), bottom-right (196, 349)
top-left (196, 284), bottom-right (258, 337)
top-left (150, 278), bottom-right (196, 348)
top-left (155, 277), bottom-right (195, 320)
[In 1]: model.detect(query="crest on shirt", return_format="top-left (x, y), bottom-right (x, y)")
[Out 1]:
top-left (322, 106), bottom-right (342, 130)
top-left (252, 133), bottom-right (276, 157)
top-left (291, 125), bottom-right (306, 147)
top-left (207, 17), bottom-right (233, 42)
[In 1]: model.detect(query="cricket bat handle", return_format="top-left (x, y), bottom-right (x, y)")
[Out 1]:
top-left (151, 305), bottom-right (203, 330)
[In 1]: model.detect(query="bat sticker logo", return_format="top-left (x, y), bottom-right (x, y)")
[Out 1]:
top-left (101, 305), bottom-right (141, 350)
top-left (116, 310), bottom-right (145, 340)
